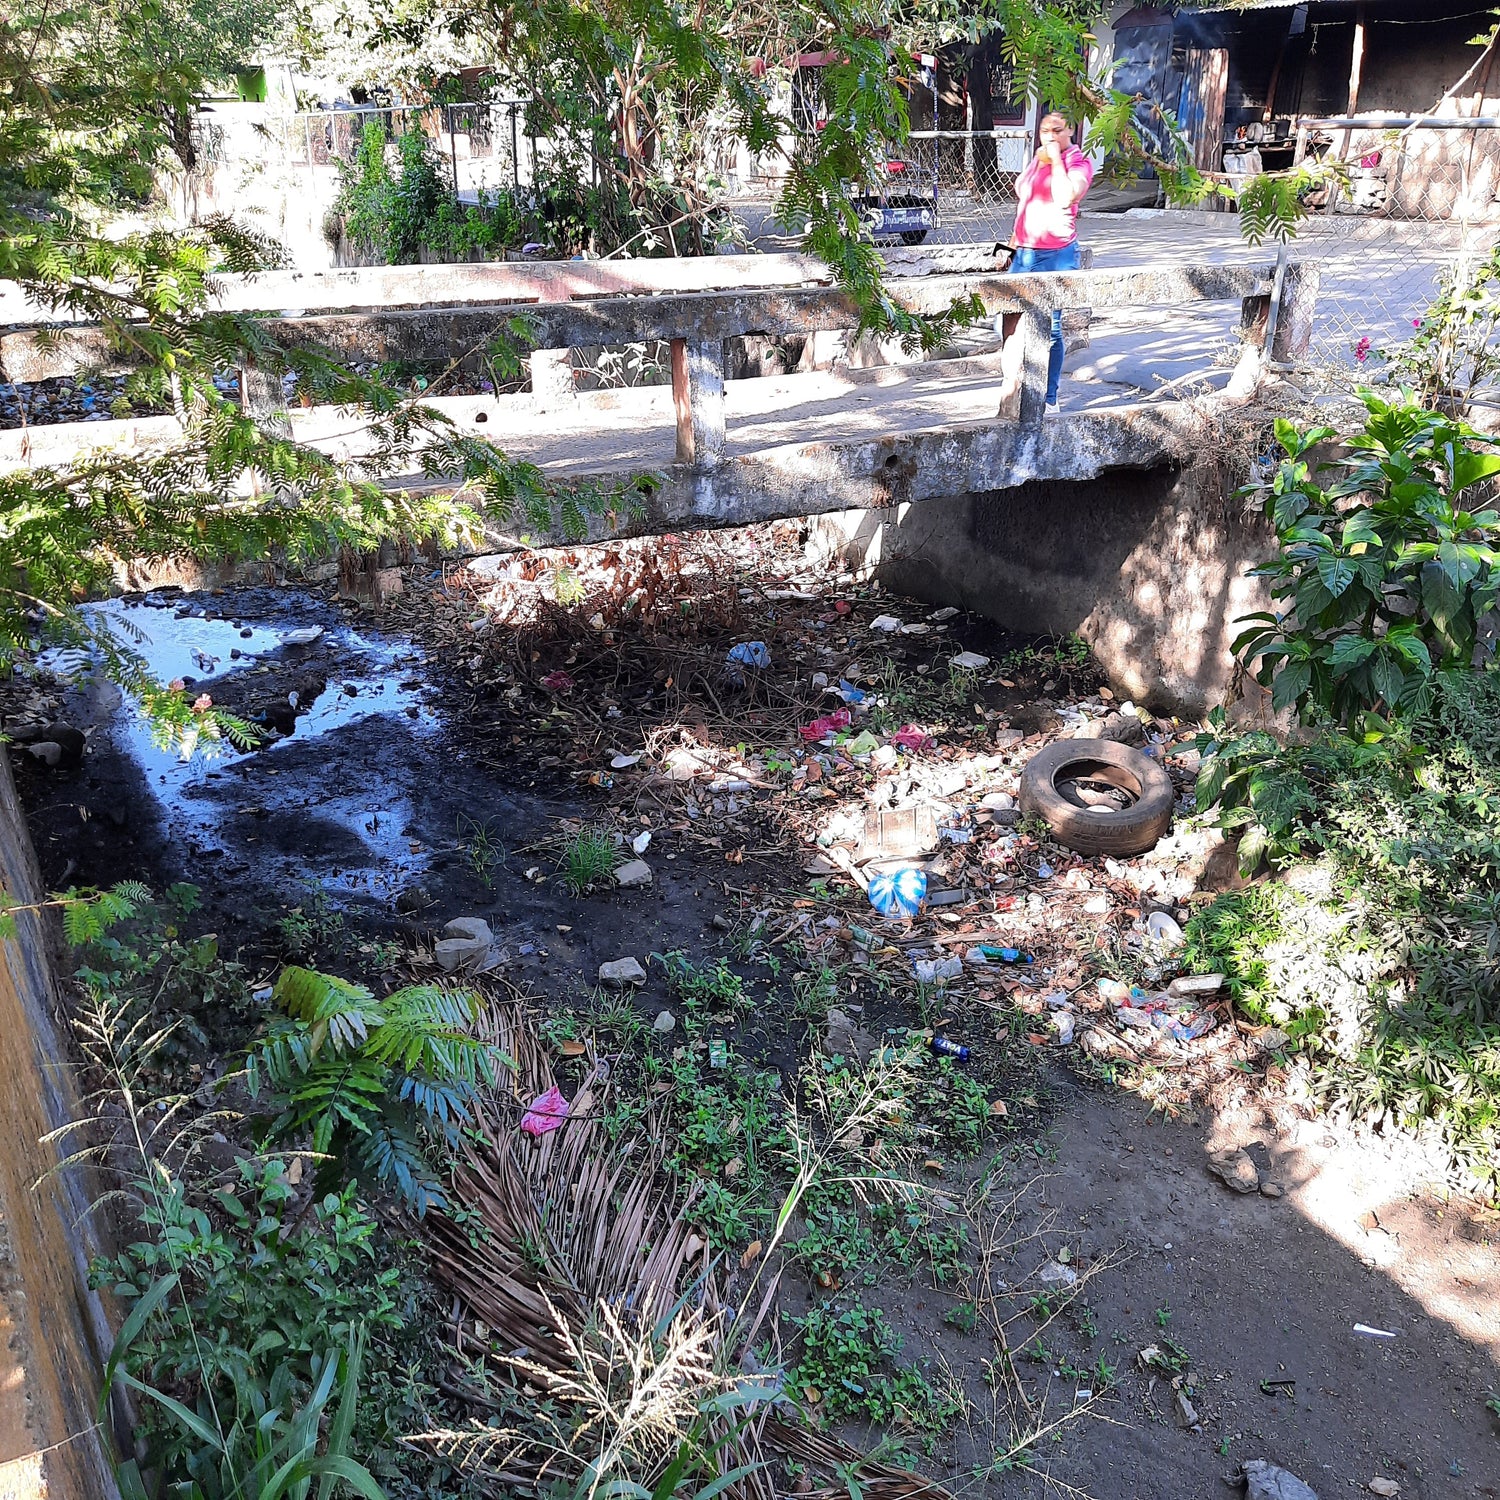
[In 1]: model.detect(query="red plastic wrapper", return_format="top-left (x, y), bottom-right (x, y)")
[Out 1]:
top-left (799, 709), bottom-right (852, 741)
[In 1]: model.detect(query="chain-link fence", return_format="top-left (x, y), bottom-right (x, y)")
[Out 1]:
top-left (1277, 117), bottom-right (1500, 393)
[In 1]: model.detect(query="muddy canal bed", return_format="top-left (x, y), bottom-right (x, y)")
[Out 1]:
top-left (6, 532), bottom-right (1499, 1500)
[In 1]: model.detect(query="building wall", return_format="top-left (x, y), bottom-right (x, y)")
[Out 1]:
top-left (0, 751), bottom-right (119, 1500)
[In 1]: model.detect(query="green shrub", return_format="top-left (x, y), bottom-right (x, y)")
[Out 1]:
top-left (335, 123), bottom-right (525, 265)
top-left (1234, 395), bottom-right (1500, 731)
top-left (1192, 670), bottom-right (1500, 1187)
top-left (92, 1158), bottom-right (437, 1492)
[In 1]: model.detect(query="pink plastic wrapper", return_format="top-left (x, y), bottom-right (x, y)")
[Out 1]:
top-left (890, 725), bottom-right (933, 752)
top-left (541, 670), bottom-right (575, 693)
top-left (799, 708), bottom-right (851, 741)
top-left (520, 1085), bottom-right (570, 1136)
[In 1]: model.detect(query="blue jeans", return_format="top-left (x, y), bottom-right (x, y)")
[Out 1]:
top-left (1008, 241), bottom-right (1080, 404)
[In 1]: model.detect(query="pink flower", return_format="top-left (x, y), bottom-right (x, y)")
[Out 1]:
top-left (520, 1085), bottom-right (570, 1136)
top-left (1355, 336), bottom-right (1372, 363)
top-left (1412, 318), bottom-right (1423, 328)
top-left (541, 669), bottom-right (574, 693)
top-left (191, 694), bottom-right (212, 714)
top-left (169, 678), bottom-right (185, 692)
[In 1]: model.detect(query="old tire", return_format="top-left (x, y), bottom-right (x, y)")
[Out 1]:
top-left (1018, 738), bottom-right (1174, 857)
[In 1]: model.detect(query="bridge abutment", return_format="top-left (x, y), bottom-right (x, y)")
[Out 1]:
top-left (806, 459), bottom-right (1275, 717)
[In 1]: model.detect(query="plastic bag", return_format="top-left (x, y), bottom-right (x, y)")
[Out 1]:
top-left (868, 867), bottom-right (927, 918)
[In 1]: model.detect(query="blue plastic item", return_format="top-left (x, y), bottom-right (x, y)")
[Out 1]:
top-left (726, 641), bottom-right (771, 670)
top-left (836, 679), bottom-right (867, 705)
top-left (867, 867), bottom-right (927, 918)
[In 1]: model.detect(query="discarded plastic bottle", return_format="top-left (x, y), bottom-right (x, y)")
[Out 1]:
top-left (979, 945), bottom-right (1034, 965)
top-left (930, 1036), bottom-right (970, 1061)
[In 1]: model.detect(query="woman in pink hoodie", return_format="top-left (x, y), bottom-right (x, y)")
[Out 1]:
top-left (1010, 113), bottom-right (1094, 408)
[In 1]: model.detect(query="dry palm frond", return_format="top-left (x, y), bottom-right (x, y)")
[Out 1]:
top-left (420, 995), bottom-right (950, 1500)
top-left (426, 1008), bottom-right (708, 1374)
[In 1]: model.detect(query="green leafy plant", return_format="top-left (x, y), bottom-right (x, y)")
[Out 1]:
top-left (246, 967), bottom-right (504, 1213)
top-left (93, 1159), bottom-right (409, 1483)
top-left (791, 1302), bottom-right (958, 1432)
top-left (101, 1270), bottom-right (386, 1500)
top-left (1232, 395), bottom-right (1500, 729)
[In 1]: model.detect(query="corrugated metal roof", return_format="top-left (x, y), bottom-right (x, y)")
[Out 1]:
top-left (1181, 1), bottom-right (1367, 11)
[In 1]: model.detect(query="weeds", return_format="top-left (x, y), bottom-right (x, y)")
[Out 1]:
top-left (459, 814), bottom-right (503, 888)
top-left (276, 886), bottom-right (348, 959)
top-left (1191, 669), bottom-right (1500, 1193)
top-left (557, 824), bottom-right (618, 894)
top-left (790, 1302), bottom-right (960, 1432)
top-left (658, 951), bottom-right (750, 1015)
top-left (792, 965), bottom-right (841, 1019)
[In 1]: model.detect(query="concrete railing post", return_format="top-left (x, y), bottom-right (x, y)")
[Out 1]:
top-left (531, 280), bottom-right (577, 409)
top-left (671, 336), bottom-right (726, 467)
top-left (996, 305), bottom-right (1050, 427)
top-left (1269, 261), bottom-right (1320, 365)
top-left (530, 348), bottom-right (576, 408)
top-left (238, 361), bottom-right (292, 439)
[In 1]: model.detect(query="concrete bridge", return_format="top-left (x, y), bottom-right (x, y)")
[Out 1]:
top-left (1, 247), bottom-right (1312, 708)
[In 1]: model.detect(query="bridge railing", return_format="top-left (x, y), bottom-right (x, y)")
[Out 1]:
top-left (260, 261), bottom-right (1313, 461)
top-left (0, 255), bottom-right (1315, 469)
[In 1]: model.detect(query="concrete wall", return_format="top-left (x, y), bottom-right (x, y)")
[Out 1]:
top-left (0, 750), bottom-right (119, 1500)
top-left (808, 462), bottom-right (1275, 716)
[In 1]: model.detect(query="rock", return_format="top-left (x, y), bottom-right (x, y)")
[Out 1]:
top-left (1174, 1388), bottom-right (1198, 1427)
top-left (599, 957), bottom-right (647, 987)
top-left (821, 1007), bottom-right (877, 1064)
top-left (652, 1009), bottom-right (676, 1033)
top-left (952, 650), bottom-right (990, 670)
top-left (981, 791), bottom-right (1016, 810)
top-left (1100, 710), bottom-right (1146, 746)
top-left (614, 859), bottom-right (653, 888)
top-left (1368, 1481), bottom-right (1399, 1498)
top-left (1260, 1180), bottom-right (1284, 1199)
top-left (1207, 1148), bottom-right (1260, 1194)
top-left (435, 916), bottom-right (494, 972)
top-left (444, 916), bottom-right (493, 945)
top-left (395, 885), bottom-right (431, 914)
top-left (1038, 1259), bottom-right (1078, 1289)
top-left (435, 937), bottom-right (489, 971)
top-left (43, 722), bottom-right (86, 764)
top-left (1242, 1459), bottom-right (1320, 1500)
top-left (23, 741), bottom-right (63, 768)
